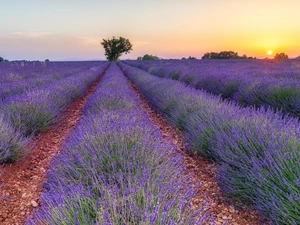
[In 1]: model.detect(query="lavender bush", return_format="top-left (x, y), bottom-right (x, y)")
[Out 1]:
top-left (119, 62), bottom-right (300, 225)
top-left (0, 62), bottom-right (109, 163)
top-left (124, 59), bottom-right (300, 118)
top-left (26, 63), bottom-right (211, 225)
top-left (0, 61), bottom-right (100, 82)
top-left (0, 61), bottom-right (101, 100)
top-left (0, 113), bottom-right (30, 163)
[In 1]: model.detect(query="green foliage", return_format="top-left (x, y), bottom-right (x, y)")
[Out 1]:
top-left (202, 52), bottom-right (219, 59)
top-left (0, 115), bottom-right (30, 163)
top-left (170, 71), bottom-right (180, 80)
top-left (187, 56), bottom-right (197, 60)
top-left (182, 56), bottom-right (197, 60)
top-left (202, 51), bottom-right (250, 59)
top-left (183, 74), bottom-right (195, 85)
top-left (241, 54), bottom-right (248, 59)
top-left (101, 36), bottom-right (133, 61)
top-left (274, 52), bottom-right (289, 60)
top-left (137, 54), bottom-right (159, 60)
top-left (2, 102), bottom-right (55, 137)
top-left (221, 81), bottom-right (239, 98)
top-left (0, 57), bottom-right (9, 62)
top-left (269, 86), bottom-right (298, 101)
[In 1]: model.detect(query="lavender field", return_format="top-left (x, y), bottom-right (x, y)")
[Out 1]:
top-left (124, 59), bottom-right (300, 119)
top-left (119, 61), bottom-right (300, 225)
top-left (0, 61), bottom-right (109, 163)
top-left (25, 63), bottom-right (209, 224)
top-left (1, 60), bottom-right (299, 224)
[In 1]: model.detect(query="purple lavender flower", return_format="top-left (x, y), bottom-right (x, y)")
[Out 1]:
top-left (119, 61), bottom-right (300, 225)
top-left (26, 63), bottom-right (209, 225)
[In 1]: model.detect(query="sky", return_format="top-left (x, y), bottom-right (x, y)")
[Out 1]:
top-left (1, 0), bottom-right (300, 61)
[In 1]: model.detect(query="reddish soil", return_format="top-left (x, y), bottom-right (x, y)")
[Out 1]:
top-left (126, 78), bottom-right (268, 225)
top-left (0, 67), bottom-right (108, 225)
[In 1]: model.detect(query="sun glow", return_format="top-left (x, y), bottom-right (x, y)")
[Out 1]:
top-left (267, 50), bottom-right (273, 55)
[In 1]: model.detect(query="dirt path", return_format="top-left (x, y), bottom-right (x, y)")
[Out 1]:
top-left (0, 65), bottom-right (109, 225)
top-left (125, 73), bottom-right (267, 225)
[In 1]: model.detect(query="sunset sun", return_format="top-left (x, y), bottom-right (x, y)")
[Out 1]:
top-left (267, 50), bottom-right (273, 55)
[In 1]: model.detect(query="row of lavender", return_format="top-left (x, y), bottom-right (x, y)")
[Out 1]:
top-left (0, 61), bottom-right (100, 81)
top-left (124, 59), bottom-right (300, 80)
top-left (124, 59), bottom-right (300, 118)
top-left (0, 62), bottom-right (109, 164)
top-left (119, 62), bottom-right (300, 225)
top-left (0, 61), bottom-right (53, 81)
top-left (26, 63), bottom-right (209, 225)
top-left (0, 61), bottom-right (100, 100)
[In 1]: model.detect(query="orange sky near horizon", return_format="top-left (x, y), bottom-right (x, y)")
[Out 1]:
top-left (0, 0), bottom-right (300, 60)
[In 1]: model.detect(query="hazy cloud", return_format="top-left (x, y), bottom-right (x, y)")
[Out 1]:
top-left (77, 36), bottom-right (101, 45)
top-left (132, 41), bottom-right (149, 48)
top-left (9, 32), bottom-right (53, 38)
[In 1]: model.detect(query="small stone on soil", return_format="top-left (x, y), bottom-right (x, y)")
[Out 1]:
top-left (31, 200), bottom-right (38, 207)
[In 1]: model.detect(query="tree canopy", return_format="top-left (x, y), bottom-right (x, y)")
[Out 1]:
top-left (202, 51), bottom-right (252, 59)
top-left (137, 54), bottom-right (159, 60)
top-left (0, 57), bottom-right (8, 62)
top-left (101, 36), bottom-right (132, 61)
top-left (274, 52), bottom-right (289, 60)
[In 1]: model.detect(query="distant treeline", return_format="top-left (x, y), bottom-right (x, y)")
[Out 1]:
top-left (201, 51), bottom-right (255, 59)
top-left (0, 56), bottom-right (9, 62)
top-left (0, 57), bottom-right (51, 63)
top-left (137, 52), bottom-right (300, 60)
top-left (137, 54), bottom-right (160, 60)
top-left (137, 52), bottom-right (253, 60)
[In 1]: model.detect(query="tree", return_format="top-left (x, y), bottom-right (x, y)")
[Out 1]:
top-left (218, 51), bottom-right (239, 59)
top-left (45, 59), bottom-right (50, 62)
top-left (144, 54), bottom-right (158, 60)
top-left (274, 52), bottom-right (288, 60)
top-left (101, 36), bottom-right (132, 61)
top-left (137, 54), bottom-right (159, 60)
top-left (202, 51), bottom-right (251, 59)
top-left (241, 54), bottom-right (248, 59)
top-left (0, 57), bottom-right (9, 62)
top-left (187, 56), bottom-right (197, 60)
top-left (202, 52), bottom-right (217, 59)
